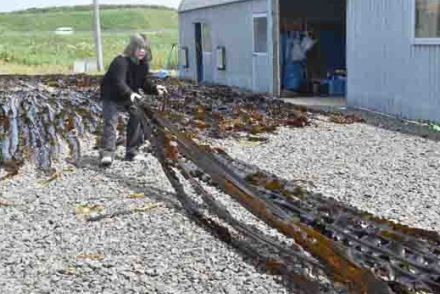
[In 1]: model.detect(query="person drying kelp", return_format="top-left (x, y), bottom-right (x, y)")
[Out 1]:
top-left (99, 34), bottom-right (167, 166)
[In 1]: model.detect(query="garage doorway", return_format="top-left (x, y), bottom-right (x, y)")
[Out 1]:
top-left (278, 0), bottom-right (347, 98)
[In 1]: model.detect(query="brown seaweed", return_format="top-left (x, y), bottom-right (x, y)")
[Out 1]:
top-left (0, 76), bottom-right (102, 175)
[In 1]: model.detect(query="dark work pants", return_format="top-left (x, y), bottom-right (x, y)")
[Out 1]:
top-left (101, 99), bottom-right (144, 157)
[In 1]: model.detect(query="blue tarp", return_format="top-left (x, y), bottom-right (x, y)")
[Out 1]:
top-left (281, 32), bottom-right (305, 91)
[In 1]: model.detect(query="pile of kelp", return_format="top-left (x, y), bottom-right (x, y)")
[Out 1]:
top-left (136, 99), bottom-right (440, 294)
top-left (160, 79), bottom-right (311, 139)
top-left (0, 75), bottom-right (102, 176)
top-left (0, 75), bottom-right (317, 176)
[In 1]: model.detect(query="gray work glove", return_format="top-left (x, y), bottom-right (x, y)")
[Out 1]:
top-left (156, 85), bottom-right (168, 96)
top-left (130, 92), bottom-right (142, 103)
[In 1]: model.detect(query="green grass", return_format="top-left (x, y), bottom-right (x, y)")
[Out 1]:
top-left (0, 5), bottom-right (178, 74)
top-left (0, 31), bottom-right (178, 73)
top-left (0, 5), bottom-right (177, 32)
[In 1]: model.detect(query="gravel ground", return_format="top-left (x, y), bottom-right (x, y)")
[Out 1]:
top-left (214, 115), bottom-right (440, 232)
top-left (2, 112), bottom-right (439, 294)
top-left (0, 138), bottom-right (292, 294)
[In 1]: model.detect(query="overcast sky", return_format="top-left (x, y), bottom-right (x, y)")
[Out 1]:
top-left (0, 0), bottom-right (181, 12)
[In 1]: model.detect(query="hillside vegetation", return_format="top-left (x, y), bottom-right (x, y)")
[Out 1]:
top-left (0, 5), bottom-right (178, 74)
top-left (0, 5), bottom-right (177, 32)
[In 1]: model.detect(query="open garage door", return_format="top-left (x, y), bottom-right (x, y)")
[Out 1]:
top-left (278, 0), bottom-right (347, 98)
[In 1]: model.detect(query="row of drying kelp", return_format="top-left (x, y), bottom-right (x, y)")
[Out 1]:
top-left (1, 75), bottom-right (360, 175)
top-left (0, 77), bottom-right (103, 175)
top-left (147, 108), bottom-right (440, 293)
top-left (159, 79), bottom-right (311, 139)
top-left (0, 75), bottom-right (312, 175)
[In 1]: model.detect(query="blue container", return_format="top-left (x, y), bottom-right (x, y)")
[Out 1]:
top-left (328, 76), bottom-right (346, 96)
top-left (283, 62), bottom-right (304, 91)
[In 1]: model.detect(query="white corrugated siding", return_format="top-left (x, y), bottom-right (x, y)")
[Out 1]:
top-left (347, 0), bottom-right (440, 122)
top-left (178, 0), bottom-right (271, 93)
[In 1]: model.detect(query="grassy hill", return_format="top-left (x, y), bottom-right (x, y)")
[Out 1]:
top-left (0, 5), bottom-right (177, 31)
top-left (0, 5), bottom-right (178, 74)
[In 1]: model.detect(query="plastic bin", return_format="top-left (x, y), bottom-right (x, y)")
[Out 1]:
top-left (328, 76), bottom-right (346, 96)
top-left (319, 75), bottom-right (346, 96)
top-left (283, 62), bottom-right (304, 91)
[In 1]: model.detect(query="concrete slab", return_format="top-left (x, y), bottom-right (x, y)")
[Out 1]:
top-left (281, 96), bottom-right (347, 109)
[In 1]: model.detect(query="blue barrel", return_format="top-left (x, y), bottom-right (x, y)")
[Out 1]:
top-left (283, 62), bottom-right (304, 91)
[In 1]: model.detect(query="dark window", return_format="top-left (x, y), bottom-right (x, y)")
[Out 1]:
top-left (253, 15), bottom-right (268, 53)
top-left (202, 23), bottom-right (212, 52)
top-left (415, 0), bottom-right (440, 38)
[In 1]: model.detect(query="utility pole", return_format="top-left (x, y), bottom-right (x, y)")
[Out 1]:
top-left (93, 0), bottom-right (104, 71)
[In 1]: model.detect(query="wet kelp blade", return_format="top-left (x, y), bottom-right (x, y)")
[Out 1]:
top-left (137, 101), bottom-right (392, 294)
top-left (135, 95), bottom-right (440, 293)
top-left (136, 112), bottom-right (325, 293)
top-left (0, 77), bottom-right (102, 175)
top-left (213, 152), bottom-right (440, 293)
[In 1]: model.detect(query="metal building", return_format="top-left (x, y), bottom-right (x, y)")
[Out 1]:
top-left (178, 0), bottom-right (440, 122)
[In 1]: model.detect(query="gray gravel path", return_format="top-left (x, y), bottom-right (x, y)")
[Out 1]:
top-left (0, 138), bottom-right (290, 294)
top-left (2, 113), bottom-right (439, 294)
top-left (214, 116), bottom-right (440, 232)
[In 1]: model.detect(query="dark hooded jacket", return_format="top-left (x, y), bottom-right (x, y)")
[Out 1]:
top-left (100, 56), bottom-right (158, 104)
top-left (100, 34), bottom-right (158, 104)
